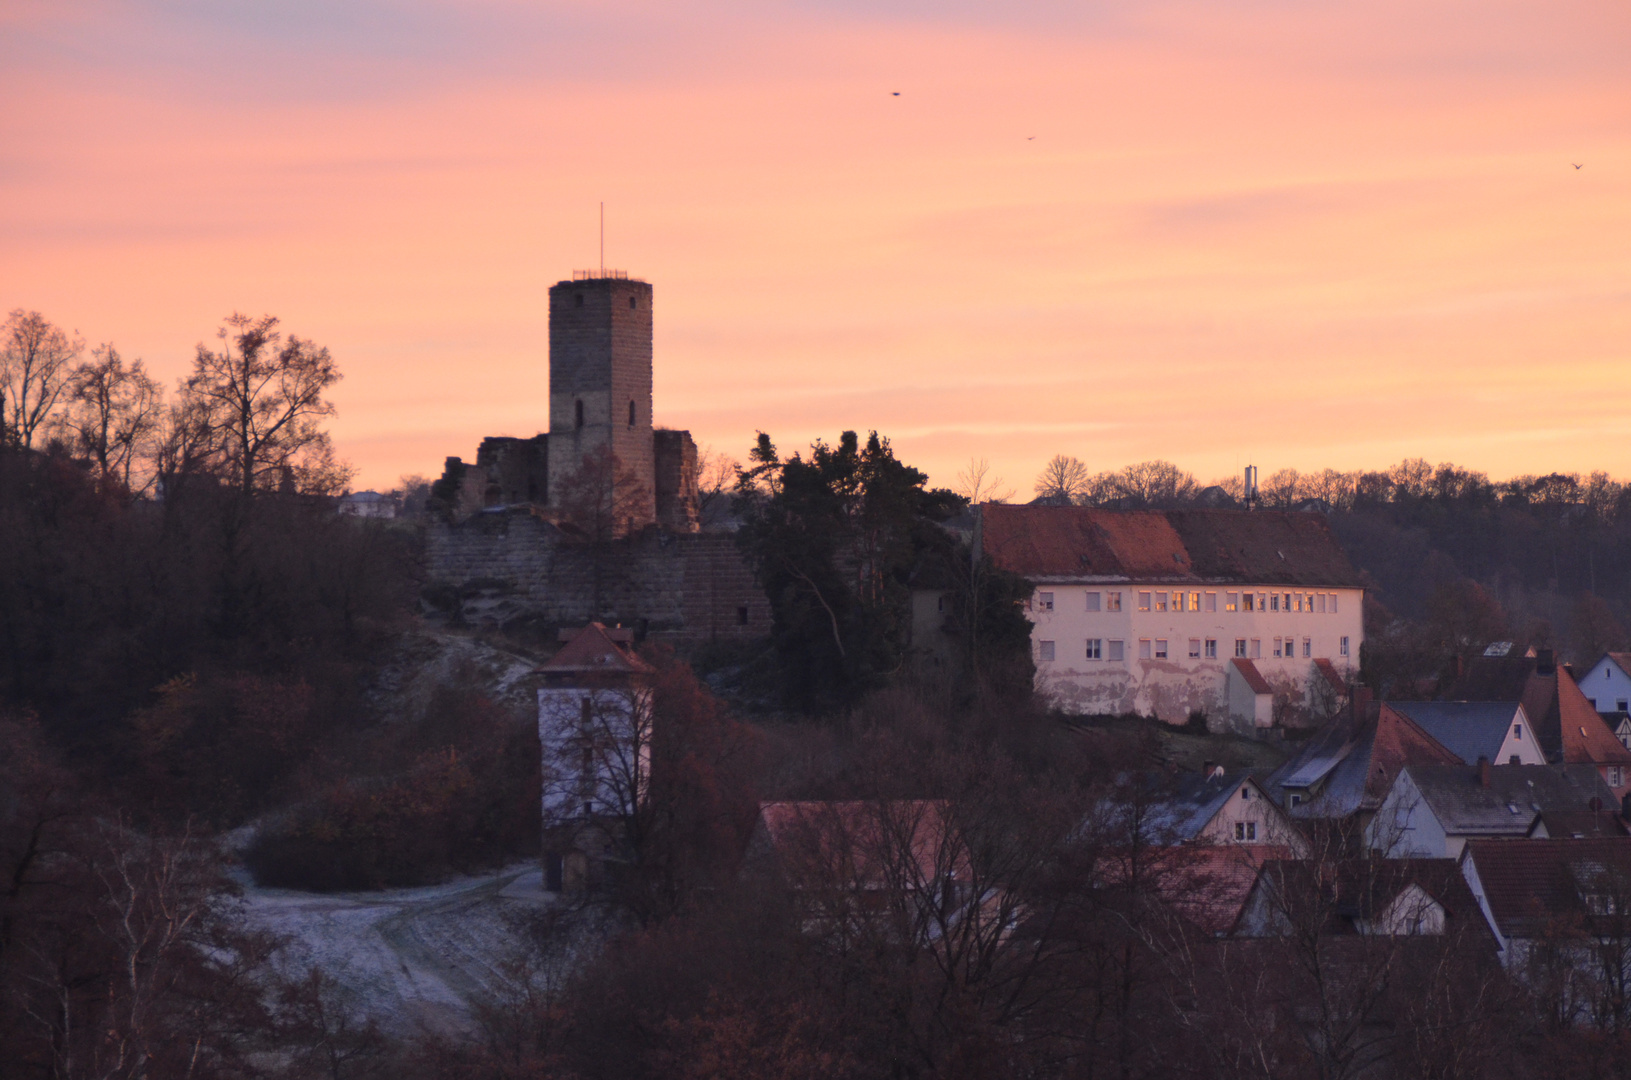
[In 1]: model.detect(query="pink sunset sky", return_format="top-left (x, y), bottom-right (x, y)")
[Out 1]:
top-left (4, 0), bottom-right (1628, 494)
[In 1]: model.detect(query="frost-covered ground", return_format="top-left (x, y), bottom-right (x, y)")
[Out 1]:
top-left (237, 864), bottom-right (592, 1036)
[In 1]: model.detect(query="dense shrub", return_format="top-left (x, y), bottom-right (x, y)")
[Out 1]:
top-left (245, 686), bottom-right (539, 890)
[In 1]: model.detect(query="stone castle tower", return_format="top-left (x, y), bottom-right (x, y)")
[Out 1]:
top-left (435, 271), bottom-right (697, 532)
top-left (547, 275), bottom-right (656, 526)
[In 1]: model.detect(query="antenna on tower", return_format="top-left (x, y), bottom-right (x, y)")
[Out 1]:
top-left (599, 202), bottom-right (605, 276)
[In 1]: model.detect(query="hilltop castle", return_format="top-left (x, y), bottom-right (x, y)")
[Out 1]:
top-left (433, 272), bottom-right (698, 532)
top-left (426, 272), bottom-right (765, 642)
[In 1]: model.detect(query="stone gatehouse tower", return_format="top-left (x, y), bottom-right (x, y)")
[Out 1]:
top-left (435, 271), bottom-right (697, 532)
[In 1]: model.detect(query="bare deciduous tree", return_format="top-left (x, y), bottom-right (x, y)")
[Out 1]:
top-left (57, 344), bottom-right (164, 494)
top-left (1096, 459), bottom-right (1199, 508)
top-left (1261, 467), bottom-right (1303, 508)
top-left (957, 457), bottom-right (1016, 505)
top-left (1, 309), bottom-right (82, 449)
top-left (1034, 454), bottom-right (1090, 503)
top-left (689, 444), bottom-right (739, 525)
top-left (184, 313), bottom-right (349, 496)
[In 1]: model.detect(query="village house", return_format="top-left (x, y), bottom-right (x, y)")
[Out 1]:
top-left (1366, 763), bottom-right (1618, 858)
top-left (1235, 857), bottom-right (1487, 939)
top-left (1386, 701), bottom-right (1546, 767)
top-left (1578, 652), bottom-right (1631, 716)
top-left (1440, 650), bottom-right (1631, 801)
top-left (537, 622), bottom-right (654, 893)
top-left (336, 490), bottom-right (397, 518)
top-left (1143, 767), bottom-right (1308, 853)
top-left (1099, 768), bottom-right (1308, 936)
top-left (1459, 836), bottom-right (1631, 1025)
top-left (1264, 694), bottom-right (1463, 828)
top-left (969, 503), bottom-right (1362, 728)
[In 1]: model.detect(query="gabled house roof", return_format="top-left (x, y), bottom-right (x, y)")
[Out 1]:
top-left (1531, 810), bottom-right (1629, 839)
top-left (1593, 653), bottom-right (1631, 679)
top-left (1145, 769), bottom-right (1271, 841)
top-left (978, 504), bottom-right (1362, 586)
top-left (1439, 655), bottom-right (1631, 766)
top-left (1241, 857), bottom-right (1484, 938)
top-left (1393, 765), bottom-right (1616, 839)
top-left (540, 622), bottom-right (655, 675)
top-left (1386, 702), bottom-right (1525, 766)
top-left (1267, 699), bottom-right (1463, 817)
top-left (1462, 837), bottom-right (1631, 940)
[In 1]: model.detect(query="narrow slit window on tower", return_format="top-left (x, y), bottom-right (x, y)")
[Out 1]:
top-left (575, 400), bottom-right (584, 428)
top-left (628, 400), bottom-right (636, 426)
top-left (575, 293), bottom-right (584, 308)
top-left (629, 296), bottom-right (637, 309)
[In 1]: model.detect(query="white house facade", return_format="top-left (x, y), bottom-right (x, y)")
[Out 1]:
top-left (536, 623), bottom-right (654, 892)
top-left (1579, 653), bottom-right (1631, 715)
top-left (978, 504), bottom-right (1363, 728)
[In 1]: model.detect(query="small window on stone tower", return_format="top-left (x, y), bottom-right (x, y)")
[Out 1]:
top-left (629, 296), bottom-right (637, 309)
top-left (575, 400), bottom-right (584, 428)
top-left (736, 606), bottom-right (749, 625)
top-left (575, 293), bottom-right (584, 308)
top-left (628, 400), bottom-right (636, 426)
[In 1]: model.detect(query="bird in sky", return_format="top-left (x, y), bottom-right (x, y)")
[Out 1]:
top-left (892, 91), bottom-right (900, 96)
top-left (1574, 163), bottom-right (1584, 169)
top-left (1027, 136), bottom-right (1035, 140)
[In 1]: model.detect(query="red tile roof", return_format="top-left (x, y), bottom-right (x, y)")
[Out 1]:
top-left (540, 622), bottom-right (655, 675)
top-left (979, 504), bottom-right (1361, 587)
top-left (1463, 837), bottom-right (1631, 939)
top-left (1232, 658), bottom-right (1272, 695)
top-left (1556, 666), bottom-right (1631, 765)
top-left (1442, 656), bottom-right (1631, 766)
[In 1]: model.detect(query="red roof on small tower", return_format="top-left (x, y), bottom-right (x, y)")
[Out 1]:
top-left (541, 623), bottom-right (655, 675)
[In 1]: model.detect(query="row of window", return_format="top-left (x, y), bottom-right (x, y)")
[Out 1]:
top-left (1037, 635), bottom-right (1352, 662)
top-left (1034, 589), bottom-right (1342, 615)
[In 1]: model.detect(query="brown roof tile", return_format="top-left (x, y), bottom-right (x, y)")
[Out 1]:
top-left (979, 504), bottom-right (1361, 586)
top-left (1464, 837), bottom-right (1631, 939)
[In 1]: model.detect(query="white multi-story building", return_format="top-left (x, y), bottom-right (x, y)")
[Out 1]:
top-left (977, 504), bottom-right (1364, 728)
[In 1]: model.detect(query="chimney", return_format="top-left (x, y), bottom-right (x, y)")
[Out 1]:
top-left (1243, 465), bottom-right (1259, 510)
top-left (1537, 649), bottom-right (1556, 675)
top-left (1478, 756), bottom-right (1491, 788)
top-left (1351, 687), bottom-right (1373, 718)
